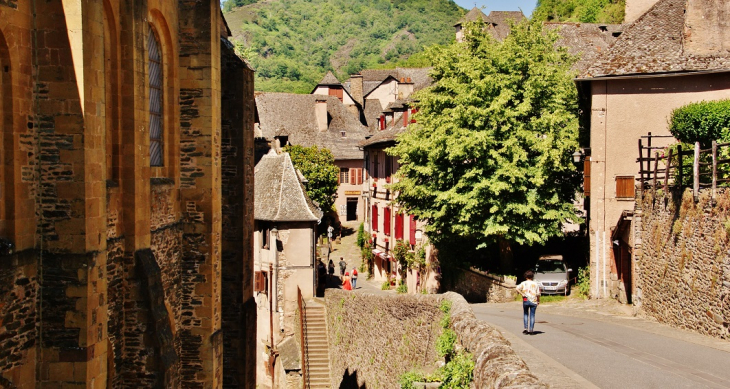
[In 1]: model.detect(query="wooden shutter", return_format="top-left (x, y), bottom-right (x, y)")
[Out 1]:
top-left (358, 169), bottom-right (363, 185)
top-left (329, 87), bottom-right (343, 102)
top-left (409, 215), bottom-right (417, 245)
top-left (395, 213), bottom-right (403, 240)
top-left (372, 205), bottom-right (378, 231)
top-left (254, 271), bottom-right (263, 292)
top-left (384, 207), bottom-right (391, 236)
top-left (349, 168), bottom-right (355, 185)
top-left (616, 176), bottom-right (635, 198)
top-left (584, 160), bottom-right (591, 197)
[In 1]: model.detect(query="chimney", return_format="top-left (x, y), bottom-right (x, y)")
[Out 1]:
top-left (315, 98), bottom-right (328, 132)
top-left (398, 77), bottom-right (414, 99)
top-left (684, 0), bottom-right (730, 56)
top-left (402, 110), bottom-right (409, 127)
top-left (379, 115), bottom-right (385, 131)
top-left (624, 0), bottom-right (661, 24)
top-left (350, 74), bottom-right (364, 106)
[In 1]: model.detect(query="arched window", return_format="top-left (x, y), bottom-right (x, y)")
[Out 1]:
top-left (148, 26), bottom-right (163, 167)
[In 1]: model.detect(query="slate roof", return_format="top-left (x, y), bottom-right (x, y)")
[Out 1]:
top-left (255, 93), bottom-right (371, 160)
top-left (363, 99), bottom-right (384, 131)
top-left (254, 149), bottom-right (323, 222)
top-left (318, 71), bottom-right (340, 86)
top-left (487, 11), bottom-right (526, 41)
top-left (344, 67), bottom-right (432, 97)
top-left (546, 23), bottom-right (623, 73)
top-left (361, 111), bottom-right (410, 148)
top-left (582, 0), bottom-right (730, 78)
top-left (454, 7), bottom-right (490, 27)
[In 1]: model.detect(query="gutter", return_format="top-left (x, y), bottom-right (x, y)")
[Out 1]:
top-left (575, 68), bottom-right (730, 82)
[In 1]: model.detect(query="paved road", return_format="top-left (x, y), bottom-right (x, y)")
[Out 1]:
top-left (473, 303), bottom-right (730, 389)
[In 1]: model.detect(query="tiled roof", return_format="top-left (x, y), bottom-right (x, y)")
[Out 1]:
top-left (455, 7), bottom-right (490, 27)
top-left (487, 11), bottom-right (526, 41)
top-left (345, 67), bottom-right (432, 98)
top-left (318, 70), bottom-right (341, 86)
top-left (254, 150), bottom-right (323, 222)
top-left (361, 111), bottom-right (410, 148)
top-left (255, 93), bottom-right (371, 160)
top-left (546, 23), bottom-right (623, 73)
top-left (582, 0), bottom-right (730, 78)
top-left (363, 99), bottom-right (384, 131)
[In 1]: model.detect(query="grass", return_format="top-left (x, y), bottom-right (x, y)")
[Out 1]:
top-left (540, 295), bottom-right (567, 303)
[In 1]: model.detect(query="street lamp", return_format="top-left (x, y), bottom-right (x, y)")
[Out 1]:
top-left (572, 150), bottom-right (583, 164)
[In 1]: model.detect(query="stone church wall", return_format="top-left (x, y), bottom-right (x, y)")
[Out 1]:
top-left (638, 188), bottom-right (730, 339)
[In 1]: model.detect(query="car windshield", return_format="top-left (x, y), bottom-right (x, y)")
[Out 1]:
top-left (536, 260), bottom-right (565, 273)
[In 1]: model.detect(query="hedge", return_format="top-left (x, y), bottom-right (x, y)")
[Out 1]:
top-left (669, 99), bottom-right (730, 146)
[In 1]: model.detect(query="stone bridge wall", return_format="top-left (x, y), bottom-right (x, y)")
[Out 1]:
top-left (443, 268), bottom-right (518, 303)
top-left (324, 290), bottom-right (545, 388)
top-left (638, 188), bottom-right (730, 339)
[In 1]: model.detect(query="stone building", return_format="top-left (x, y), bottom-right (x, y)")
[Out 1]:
top-left (0, 1), bottom-right (256, 388)
top-left (252, 147), bottom-right (322, 388)
top-left (454, 7), bottom-right (526, 43)
top-left (255, 92), bottom-right (370, 223)
top-left (576, 0), bottom-right (730, 302)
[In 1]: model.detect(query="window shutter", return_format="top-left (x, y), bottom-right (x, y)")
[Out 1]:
top-left (384, 207), bottom-right (391, 236)
top-left (349, 168), bottom-right (355, 185)
top-left (615, 176), bottom-right (635, 198)
top-left (254, 271), bottom-right (263, 292)
top-left (358, 169), bottom-right (363, 185)
top-left (409, 215), bottom-right (417, 245)
top-left (395, 213), bottom-right (403, 240)
top-left (584, 160), bottom-right (591, 197)
top-left (372, 205), bottom-right (378, 231)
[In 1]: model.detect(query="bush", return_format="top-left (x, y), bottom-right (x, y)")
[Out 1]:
top-left (381, 280), bottom-right (391, 290)
top-left (396, 280), bottom-right (408, 294)
top-left (669, 99), bottom-right (730, 147)
top-left (575, 266), bottom-right (591, 298)
top-left (356, 223), bottom-right (366, 249)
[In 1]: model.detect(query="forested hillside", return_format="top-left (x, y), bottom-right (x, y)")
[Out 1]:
top-left (533, 0), bottom-right (625, 24)
top-left (223, 0), bottom-right (464, 93)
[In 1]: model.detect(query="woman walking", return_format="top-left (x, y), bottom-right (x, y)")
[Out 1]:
top-left (342, 271), bottom-right (352, 291)
top-left (328, 259), bottom-right (335, 282)
top-left (516, 270), bottom-right (541, 335)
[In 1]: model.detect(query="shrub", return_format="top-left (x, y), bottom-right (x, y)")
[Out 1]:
top-left (669, 99), bottom-right (730, 147)
top-left (396, 280), bottom-right (408, 294)
top-left (381, 280), bottom-right (391, 290)
top-left (575, 266), bottom-right (591, 298)
top-left (356, 223), bottom-right (366, 249)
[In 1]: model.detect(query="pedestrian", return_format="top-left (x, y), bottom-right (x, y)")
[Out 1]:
top-left (516, 270), bottom-right (541, 335)
top-left (351, 267), bottom-right (358, 289)
top-left (342, 271), bottom-right (352, 291)
top-left (317, 262), bottom-right (326, 288)
top-left (328, 259), bottom-right (335, 282)
top-left (327, 224), bottom-right (334, 250)
top-left (338, 257), bottom-right (347, 277)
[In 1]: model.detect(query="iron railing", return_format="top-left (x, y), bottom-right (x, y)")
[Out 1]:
top-left (297, 287), bottom-right (310, 389)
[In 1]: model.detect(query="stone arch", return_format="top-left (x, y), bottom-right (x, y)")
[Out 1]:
top-left (0, 28), bottom-right (13, 240)
top-left (147, 10), bottom-right (178, 179)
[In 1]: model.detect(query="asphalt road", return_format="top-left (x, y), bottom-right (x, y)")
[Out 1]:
top-left (472, 303), bottom-right (730, 389)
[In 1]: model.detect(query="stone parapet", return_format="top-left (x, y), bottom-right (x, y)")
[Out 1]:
top-left (443, 268), bottom-right (518, 303)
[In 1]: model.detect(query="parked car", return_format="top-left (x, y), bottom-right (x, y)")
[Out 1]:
top-left (534, 255), bottom-right (572, 295)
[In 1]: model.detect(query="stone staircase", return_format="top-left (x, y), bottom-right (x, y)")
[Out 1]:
top-left (303, 302), bottom-right (331, 389)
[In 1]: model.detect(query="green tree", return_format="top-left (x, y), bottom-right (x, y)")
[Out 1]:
top-left (285, 145), bottom-right (339, 212)
top-left (389, 20), bottom-right (581, 272)
top-left (533, 0), bottom-right (625, 24)
top-left (222, 0), bottom-right (258, 13)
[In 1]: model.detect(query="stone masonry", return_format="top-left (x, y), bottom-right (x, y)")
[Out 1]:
top-left (0, 1), bottom-right (256, 388)
top-left (638, 188), bottom-right (730, 339)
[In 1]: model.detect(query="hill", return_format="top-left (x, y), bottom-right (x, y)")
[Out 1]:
top-left (223, 0), bottom-right (464, 93)
top-left (533, 0), bottom-right (625, 24)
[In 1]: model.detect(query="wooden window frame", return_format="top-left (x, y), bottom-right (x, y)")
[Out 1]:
top-left (340, 167), bottom-right (349, 184)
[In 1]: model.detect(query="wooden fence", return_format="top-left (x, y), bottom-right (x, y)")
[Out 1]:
top-left (638, 132), bottom-right (730, 201)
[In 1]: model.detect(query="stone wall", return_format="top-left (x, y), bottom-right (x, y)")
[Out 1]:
top-left (638, 188), bottom-right (730, 339)
top-left (444, 292), bottom-right (546, 388)
top-left (324, 290), bottom-right (443, 389)
top-left (443, 268), bottom-right (518, 303)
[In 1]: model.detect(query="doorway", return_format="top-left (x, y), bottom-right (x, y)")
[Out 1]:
top-left (346, 198), bottom-right (358, 221)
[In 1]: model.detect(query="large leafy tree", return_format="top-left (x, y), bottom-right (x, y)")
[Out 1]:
top-left (389, 20), bottom-right (581, 271)
top-left (285, 145), bottom-right (339, 212)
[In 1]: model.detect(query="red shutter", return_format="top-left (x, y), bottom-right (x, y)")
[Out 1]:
top-left (372, 205), bottom-right (378, 231)
top-left (357, 169), bottom-right (363, 185)
top-left (384, 207), bottom-right (391, 236)
top-left (409, 215), bottom-right (417, 245)
top-left (254, 271), bottom-right (263, 292)
top-left (349, 168), bottom-right (355, 185)
top-left (403, 110), bottom-right (409, 127)
top-left (395, 213), bottom-right (403, 240)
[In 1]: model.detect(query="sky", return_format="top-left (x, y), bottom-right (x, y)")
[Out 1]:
top-left (453, 0), bottom-right (537, 16)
